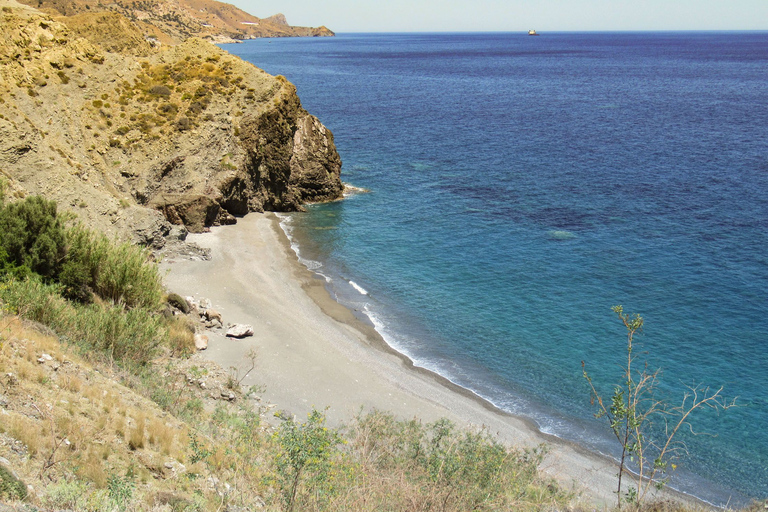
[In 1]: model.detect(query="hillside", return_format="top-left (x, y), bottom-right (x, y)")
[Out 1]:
top-left (16, 0), bottom-right (334, 44)
top-left (0, 0), bottom-right (342, 251)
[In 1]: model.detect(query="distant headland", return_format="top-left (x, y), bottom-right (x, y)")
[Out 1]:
top-left (13, 0), bottom-right (334, 44)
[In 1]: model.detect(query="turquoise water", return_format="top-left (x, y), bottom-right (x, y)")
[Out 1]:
top-left (223, 33), bottom-right (768, 504)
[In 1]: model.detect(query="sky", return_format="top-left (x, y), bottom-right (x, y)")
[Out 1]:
top-left (234, 0), bottom-right (768, 32)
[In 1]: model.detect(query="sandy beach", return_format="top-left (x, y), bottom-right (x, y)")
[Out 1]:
top-left (162, 212), bottom-right (672, 508)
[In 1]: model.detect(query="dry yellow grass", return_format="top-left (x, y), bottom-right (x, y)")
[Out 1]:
top-left (0, 315), bottom-right (194, 503)
top-left (128, 410), bottom-right (147, 450)
top-left (148, 418), bottom-right (177, 455)
top-left (61, 374), bottom-right (83, 393)
top-left (76, 446), bottom-right (108, 488)
top-left (167, 315), bottom-right (196, 356)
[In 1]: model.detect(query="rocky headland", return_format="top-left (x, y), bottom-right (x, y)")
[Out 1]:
top-left (0, 0), bottom-right (342, 251)
top-left (17, 0), bottom-right (334, 44)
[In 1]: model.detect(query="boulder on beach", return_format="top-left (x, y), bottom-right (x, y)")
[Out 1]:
top-left (204, 309), bottom-right (223, 323)
top-left (226, 324), bottom-right (254, 338)
top-left (194, 334), bottom-right (209, 350)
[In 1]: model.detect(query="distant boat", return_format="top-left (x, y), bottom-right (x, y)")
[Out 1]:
top-left (528, 29), bottom-right (540, 36)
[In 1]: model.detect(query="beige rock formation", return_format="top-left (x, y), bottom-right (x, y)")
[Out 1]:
top-left (0, 0), bottom-right (342, 249)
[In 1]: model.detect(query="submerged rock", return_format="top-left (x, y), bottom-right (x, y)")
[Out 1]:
top-left (548, 230), bottom-right (576, 240)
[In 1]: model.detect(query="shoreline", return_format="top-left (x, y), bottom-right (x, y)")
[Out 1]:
top-left (275, 213), bottom-right (721, 509)
top-left (161, 212), bottom-right (700, 508)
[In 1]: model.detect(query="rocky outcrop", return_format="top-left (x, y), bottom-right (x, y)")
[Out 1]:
top-left (15, 0), bottom-right (335, 44)
top-left (225, 324), bottom-right (254, 338)
top-left (236, 81), bottom-right (344, 213)
top-left (0, 4), bottom-right (343, 247)
top-left (265, 13), bottom-right (288, 26)
top-left (133, 74), bottom-right (343, 232)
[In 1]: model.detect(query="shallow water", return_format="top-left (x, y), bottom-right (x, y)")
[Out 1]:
top-left (223, 32), bottom-right (768, 504)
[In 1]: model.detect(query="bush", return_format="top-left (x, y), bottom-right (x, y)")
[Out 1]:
top-left (0, 463), bottom-right (27, 501)
top-left (59, 258), bottom-right (92, 303)
top-left (0, 198), bottom-right (162, 310)
top-left (0, 195), bottom-right (67, 279)
top-left (64, 224), bottom-right (163, 309)
top-left (583, 306), bottom-right (735, 508)
top-left (41, 479), bottom-right (110, 511)
top-left (0, 277), bottom-right (165, 365)
top-left (273, 409), bottom-right (342, 512)
top-left (148, 85), bottom-right (171, 97)
top-left (175, 116), bottom-right (191, 131)
top-left (339, 410), bottom-right (563, 511)
top-left (158, 102), bottom-right (178, 115)
top-left (76, 302), bottom-right (165, 364)
top-left (167, 292), bottom-right (190, 313)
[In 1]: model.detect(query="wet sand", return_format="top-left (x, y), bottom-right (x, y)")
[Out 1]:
top-left (161, 212), bottom-right (680, 508)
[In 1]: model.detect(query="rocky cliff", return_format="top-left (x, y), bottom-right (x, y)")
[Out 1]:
top-left (16, 0), bottom-right (334, 45)
top-left (0, 0), bottom-right (343, 248)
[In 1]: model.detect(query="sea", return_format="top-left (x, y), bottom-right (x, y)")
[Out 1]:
top-left (221, 32), bottom-right (768, 505)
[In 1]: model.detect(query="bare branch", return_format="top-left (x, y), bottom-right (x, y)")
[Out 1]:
top-left (584, 307), bottom-right (735, 508)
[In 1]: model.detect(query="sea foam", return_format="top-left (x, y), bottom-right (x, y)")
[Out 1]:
top-left (349, 280), bottom-right (369, 295)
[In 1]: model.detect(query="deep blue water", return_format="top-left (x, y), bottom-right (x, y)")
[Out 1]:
top-left (222, 33), bottom-right (768, 504)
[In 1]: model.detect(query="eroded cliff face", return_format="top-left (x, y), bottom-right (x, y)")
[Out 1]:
top-left (0, 1), bottom-right (342, 246)
top-left (131, 71), bottom-right (343, 234)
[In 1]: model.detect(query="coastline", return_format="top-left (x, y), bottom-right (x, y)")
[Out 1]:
top-left (161, 212), bottom-right (694, 508)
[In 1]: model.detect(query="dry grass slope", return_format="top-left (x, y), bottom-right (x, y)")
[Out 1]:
top-left (0, 317), bottom-right (194, 508)
top-left (1, 313), bottom-right (763, 511)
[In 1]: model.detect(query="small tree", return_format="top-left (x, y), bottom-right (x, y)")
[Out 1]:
top-left (273, 408), bottom-right (342, 512)
top-left (583, 306), bottom-right (736, 508)
top-left (0, 196), bottom-right (67, 279)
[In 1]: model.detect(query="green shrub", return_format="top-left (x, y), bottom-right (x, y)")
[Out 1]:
top-left (0, 463), bottom-right (27, 501)
top-left (0, 275), bottom-right (70, 326)
top-left (0, 277), bottom-right (165, 365)
top-left (166, 292), bottom-right (189, 313)
top-left (64, 224), bottom-right (163, 309)
top-left (107, 472), bottom-right (135, 511)
top-left (340, 410), bottom-right (564, 511)
top-left (75, 302), bottom-right (165, 364)
top-left (0, 195), bottom-right (67, 279)
top-left (41, 479), bottom-right (89, 509)
top-left (0, 198), bottom-right (161, 310)
top-left (273, 409), bottom-right (343, 512)
top-left (148, 85), bottom-right (172, 97)
top-left (59, 258), bottom-right (92, 303)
